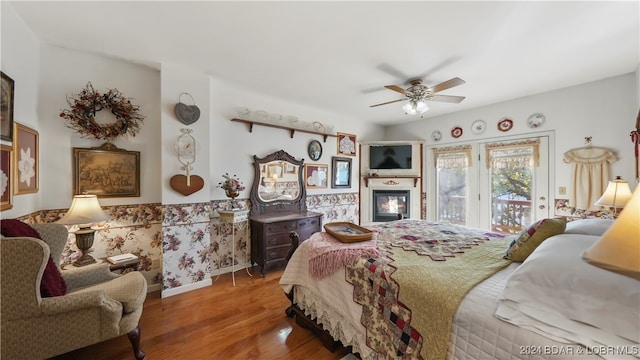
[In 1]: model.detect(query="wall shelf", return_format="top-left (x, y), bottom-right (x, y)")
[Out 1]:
top-left (231, 118), bottom-right (337, 142)
top-left (362, 175), bottom-right (420, 187)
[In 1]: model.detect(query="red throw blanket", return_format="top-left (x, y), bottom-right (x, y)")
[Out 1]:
top-left (307, 232), bottom-right (379, 279)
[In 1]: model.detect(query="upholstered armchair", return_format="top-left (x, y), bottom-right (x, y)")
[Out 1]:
top-left (1, 223), bottom-right (147, 359)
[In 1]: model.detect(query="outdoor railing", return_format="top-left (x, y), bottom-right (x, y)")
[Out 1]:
top-left (491, 198), bottom-right (532, 234)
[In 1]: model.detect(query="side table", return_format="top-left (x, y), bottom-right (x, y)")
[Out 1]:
top-left (105, 257), bottom-right (140, 274)
top-left (61, 257), bottom-right (140, 274)
top-left (217, 209), bottom-right (251, 286)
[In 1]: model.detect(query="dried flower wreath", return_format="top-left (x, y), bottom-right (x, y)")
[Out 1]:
top-left (59, 82), bottom-right (145, 140)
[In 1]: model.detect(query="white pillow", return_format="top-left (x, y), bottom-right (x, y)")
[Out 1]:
top-left (564, 218), bottom-right (614, 236)
top-left (496, 233), bottom-right (640, 357)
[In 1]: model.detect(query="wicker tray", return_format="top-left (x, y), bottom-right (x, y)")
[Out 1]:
top-left (324, 222), bottom-right (374, 243)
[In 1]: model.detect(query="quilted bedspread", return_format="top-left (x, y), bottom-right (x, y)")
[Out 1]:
top-left (345, 220), bottom-right (512, 360)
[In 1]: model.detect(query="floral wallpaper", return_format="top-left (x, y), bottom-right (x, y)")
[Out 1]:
top-left (21, 194), bottom-right (609, 295)
top-left (554, 198), bottom-right (613, 220)
top-left (22, 204), bottom-right (164, 290)
top-left (17, 191), bottom-right (361, 295)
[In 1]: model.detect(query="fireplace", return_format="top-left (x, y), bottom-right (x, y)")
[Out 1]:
top-left (373, 190), bottom-right (410, 222)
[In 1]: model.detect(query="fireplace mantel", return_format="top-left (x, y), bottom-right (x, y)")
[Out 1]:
top-left (362, 175), bottom-right (419, 187)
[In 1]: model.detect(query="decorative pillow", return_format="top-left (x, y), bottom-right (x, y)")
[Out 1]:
top-left (564, 218), bottom-right (614, 236)
top-left (504, 217), bottom-right (566, 262)
top-left (0, 219), bottom-right (67, 297)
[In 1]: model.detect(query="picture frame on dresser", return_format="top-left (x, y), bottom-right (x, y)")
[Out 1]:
top-left (1, 72), bottom-right (15, 143)
top-left (331, 156), bottom-right (351, 189)
top-left (72, 143), bottom-right (140, 197)
top-left (13, 123), bottom-right (38, 194)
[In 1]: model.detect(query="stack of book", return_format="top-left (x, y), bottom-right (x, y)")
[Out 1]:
top-left (106, 253), bottom-right (138, 264)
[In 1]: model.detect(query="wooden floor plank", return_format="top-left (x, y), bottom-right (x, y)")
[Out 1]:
top-left (50, 269), bottom-right (351, 360)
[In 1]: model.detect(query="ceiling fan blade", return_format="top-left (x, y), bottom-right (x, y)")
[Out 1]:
top-left (428, 77), bottom-right (465, 93)
top-left (384, 85), bottom-right (407, 95)
top-left (429, 94), bottom-right (466, 103)
top-left (370, 99), bottom-right (404, 108)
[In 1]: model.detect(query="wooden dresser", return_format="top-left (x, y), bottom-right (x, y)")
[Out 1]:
top-left (250, 211), bottom-right (322, 275)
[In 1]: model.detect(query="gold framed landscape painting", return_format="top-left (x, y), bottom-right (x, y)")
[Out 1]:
top-left (73, 143), bottom-right (140, 197)
top-left (14, 123), bottom-right (38, 194)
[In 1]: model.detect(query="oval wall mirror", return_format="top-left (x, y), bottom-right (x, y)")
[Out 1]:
top-left (308, 140), bottom-right (322, 161)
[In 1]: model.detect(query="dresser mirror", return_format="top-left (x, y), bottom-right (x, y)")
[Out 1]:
top-left (250, 149), bottom-right (308, 216)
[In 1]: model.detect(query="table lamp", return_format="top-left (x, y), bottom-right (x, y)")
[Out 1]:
top-left (583, 184), bottom-right (640, 280)
top-left (594, 176), bottom-right (633, 217)
top-left (57, 194), bottom-right (110, 266)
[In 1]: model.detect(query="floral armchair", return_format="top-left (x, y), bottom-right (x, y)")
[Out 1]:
top-left (1, 223), bottom-right (147, 359)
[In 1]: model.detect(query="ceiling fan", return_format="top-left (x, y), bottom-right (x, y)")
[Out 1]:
top-left (370, 77), bottom-right (466, 115)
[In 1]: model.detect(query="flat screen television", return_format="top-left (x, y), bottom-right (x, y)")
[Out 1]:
top-left (369, 145), bottom-right (412, 170)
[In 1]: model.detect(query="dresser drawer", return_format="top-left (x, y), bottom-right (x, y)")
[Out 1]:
top-left (264, 233), bottom-right (292, 248)
top-left (265, 220), bottom-right (297, 235)
top-left (298, 217), bottom-right (320, 230)
top-left (265, 246), bottom-right (291, 261)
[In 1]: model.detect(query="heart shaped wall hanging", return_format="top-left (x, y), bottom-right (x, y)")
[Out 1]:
top-left (170, 174), bottom-right (204, 196)
top-left (174, 92), bottom-right (200, 125)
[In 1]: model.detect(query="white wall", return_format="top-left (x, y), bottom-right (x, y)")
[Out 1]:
top-left (1, 2), bottom-right (41, 217)
top-left (209, 77), bottom-right (384, 200)
top-left (386, 73), bottom-right (638, 196)
top-left (1, 0), bottom-right (385, 219)
top-left (160, 63), bottom-right (211, 205)
top-left (36, 45), bottom-right (162, 209)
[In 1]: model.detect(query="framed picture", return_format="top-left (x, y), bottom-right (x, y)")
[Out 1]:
top-left (73, 143), bottom-right (140, 197)
top-left (304, 163), bottom-right (328, 189)
top-left (337, 132), bottom-right (357, 157)
top-left (13, 123), bottom-right (38, 194)
top-left (331, 156), bottom-right (352, 189)
top-left (1, 145), bottom-right (13, 210)
top-left (1, 72), bottom-right (15, 143)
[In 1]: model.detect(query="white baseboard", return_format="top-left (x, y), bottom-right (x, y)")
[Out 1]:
top-left (161, 278), bottom-right (212, 298)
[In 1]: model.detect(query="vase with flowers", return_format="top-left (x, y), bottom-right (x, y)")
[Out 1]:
top-left (218, 173), bottom-right (245, 209)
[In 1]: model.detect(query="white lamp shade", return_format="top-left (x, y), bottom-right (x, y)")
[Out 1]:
top-left (57, 195), bottom-right (110, 227)
top-left (583, 185), bottom-right (640, 280)
top-left (595, 177), bottom-right (632, 207)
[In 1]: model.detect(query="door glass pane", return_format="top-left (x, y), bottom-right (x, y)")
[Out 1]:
top-left (436, 152), bottom-right (468, 225)
top-left (489, 146), bottom-right (534, 234)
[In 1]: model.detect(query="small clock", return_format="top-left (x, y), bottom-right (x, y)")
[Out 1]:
top-left (527, 113), bottom-right (546, 128)
top-left (308, 140), bottom-right (322, 161)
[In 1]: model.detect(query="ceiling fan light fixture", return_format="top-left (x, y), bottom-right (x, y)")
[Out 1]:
top-left (415, 99), bottom-right (429, 113)
top-left (403, 101), bottom-right (417, 115)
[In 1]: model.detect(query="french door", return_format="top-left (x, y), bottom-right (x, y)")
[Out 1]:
top-left (428, 134), bottom-right (552, 233)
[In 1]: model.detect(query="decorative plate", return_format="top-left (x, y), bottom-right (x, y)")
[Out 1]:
top-left (527, 113), bottom-right (546, 128)
top-left (471, 120), bottom-right (486, 134)
top-left (431, 130), bottom-right (442, 142)
top-left (498, 118), bottom-right (513, 132)
top-left (451, 126), bottom-right (463, 138)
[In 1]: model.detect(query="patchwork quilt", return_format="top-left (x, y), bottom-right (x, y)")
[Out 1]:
top-left (345, 220), bottom-right (512, 360)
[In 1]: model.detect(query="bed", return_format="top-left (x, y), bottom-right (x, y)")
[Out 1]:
top-left (280, 219), bottom-right (639, 360)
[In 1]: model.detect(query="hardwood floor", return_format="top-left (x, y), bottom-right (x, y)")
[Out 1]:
top-left (51, 269), bottom-right (351, 360)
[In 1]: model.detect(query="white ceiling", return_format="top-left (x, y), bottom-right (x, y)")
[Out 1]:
top-left (8, 1), bottom-right (640, 126)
